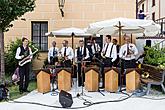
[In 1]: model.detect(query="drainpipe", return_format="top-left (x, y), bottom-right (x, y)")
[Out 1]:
top-left (136, 0), bottom-right (138, 19)
top-left (159, 0), bottom-right (160, 19)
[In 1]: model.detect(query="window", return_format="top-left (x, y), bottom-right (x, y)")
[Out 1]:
top-left (142, 4), bottom-right (144, 12)
top-left (152, 0), bottom-right (155, 7)
top-left (146, 40), bottom-right (151, 47)
top-left (152, 12), bottom-right (155, 21)
top-left (32, 22), bottom-right (48, 51)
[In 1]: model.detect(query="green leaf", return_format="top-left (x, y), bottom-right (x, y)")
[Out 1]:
top-left (144, 46), bottom-right (165, 67)
top-left (0, 0), bottom-right (36, 32)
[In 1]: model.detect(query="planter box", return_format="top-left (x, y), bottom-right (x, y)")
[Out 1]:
top-left (141, 64), bottom-right (165, 83)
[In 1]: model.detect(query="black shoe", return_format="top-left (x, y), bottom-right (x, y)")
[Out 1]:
top-left (23, 89), bottom-right (30, 93)
top-left (19, 90), bottom-right (23, 94)
top-left (99, 86), bottom-right (105, 89)
top-left (78, 83), bottom-right (82, 87)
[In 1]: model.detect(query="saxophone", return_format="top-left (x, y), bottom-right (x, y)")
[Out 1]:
top-left (19, 45), bottom-right (38, 66)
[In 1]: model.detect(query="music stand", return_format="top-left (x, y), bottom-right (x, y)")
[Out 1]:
top-left (88, 53), bottom-right (105, 96)
top-left (76, 60), bottom-right (91, 98)
top-left (46, 65), bottom-right (59, 96)
top-left (118, 58), bottom-right (137, 92)
top-left (104, 67), bottom-right (120, 92)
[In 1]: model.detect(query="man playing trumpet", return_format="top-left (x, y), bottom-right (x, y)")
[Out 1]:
top-left (119, 35), bottom-right (138, 69)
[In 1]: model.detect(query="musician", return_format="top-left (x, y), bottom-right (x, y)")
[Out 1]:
top-left (101, 35), bottom-right (117, 66)
top-left (75, 40), bottom-right (90, 87)
top-left (119, 35), bottom-right (138, 69)
top-left (91, 38), bottom-right (101, 59)
top-left (86, 36), bottom-right (93, 62)
top-left (112, 39), bottom-right (120, 67)
top-left (60, 40), bottom-right (74, 67)
top-left (100, 35), bottom-right (117, 88)
top-left (15, 37), bottom-right (32, 94)
top-left (48, 41), bottom-right (59, 65)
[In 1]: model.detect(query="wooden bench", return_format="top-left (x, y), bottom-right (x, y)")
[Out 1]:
top-left (141, 64), bottom-right (165, 95)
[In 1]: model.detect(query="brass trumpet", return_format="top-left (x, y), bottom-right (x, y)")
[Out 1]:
top-left (127, 44), bottom-right (134, 55)
top-left (125, 49), bottom-right (134, 58)
top-left (101, 52), bottom-right (106, 59)
top-left (141, 72), bottom-right (150, 79)
top-left (127, 49), bottom-right (134, 55)
top-left (58, 52), bottom-right (64, 62)
top-left (58, 52), bottom-right (69, 63)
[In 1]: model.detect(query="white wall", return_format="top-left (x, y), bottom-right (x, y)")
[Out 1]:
top-left (160, 0), bottom-right (165, 18)
top-left (136, 38), bottom-right (165, 54)
top-left (138, 0), bottom-right (165, 20)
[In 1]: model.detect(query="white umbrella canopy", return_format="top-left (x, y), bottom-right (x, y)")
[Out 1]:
top-left (45, 27), bottom-right (92, 50)
top-left (45, 27), bottom-right (91, 37)
top-left (87, 17), bottom-right (161, 36)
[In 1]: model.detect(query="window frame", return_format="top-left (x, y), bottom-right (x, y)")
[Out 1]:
top-left (31, 21), bottom-right (48, 52)
top-left (152, 12), bottom-right (155, 21)
top-left (152, 0), bottom-right (155, 7)
top-left (142, 4), bottom-right (144, 12)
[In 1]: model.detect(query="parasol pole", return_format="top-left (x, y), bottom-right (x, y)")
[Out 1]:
top-left (131, 34), bottom-right (133, 43)
top-left (114, 21), bottom-right (124, 45)
top-left (71, 32), bottom-right (74, 49)
top-left (71, 32), bottom-right (75, 65)
top-left (114, 21), bottom-right (124, 92)
top-left (118, 21), bottom-right (122, 45)
top-left (71, 32), bottom-right (76, 87)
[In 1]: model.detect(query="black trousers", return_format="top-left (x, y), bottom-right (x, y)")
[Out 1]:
top-left (63, 59), bottom-right (72, 67)
top-left (121, 59), bottom-right (136, 69)
top-left (19, 63), bottom-right (30, 91)
top-left (100, 57), bottom-right (113, 88)
top-left (77, 63), bottom-right (84, 87)
top-left (50, 57), bottom-right (58, 65)
top-left (120, 59), bottom-right (136, 85)
top-left (113, 55), bottom-right (120, 67)
top-left (92, 53), bottom-right (101, 64)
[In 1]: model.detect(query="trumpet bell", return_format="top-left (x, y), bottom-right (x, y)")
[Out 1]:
top-left (141, 72), bottom-right (149, 79)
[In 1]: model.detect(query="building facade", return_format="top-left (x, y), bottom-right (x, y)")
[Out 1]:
top-left (138, 0), bottom-right (165, 35)
top-left (4, 0), bottom-right (136, 69)
top-left (138, 0), bottom-right (165, 20)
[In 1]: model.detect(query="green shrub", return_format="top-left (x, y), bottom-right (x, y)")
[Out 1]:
top-left (144, 46), bottom-right (165, 68)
